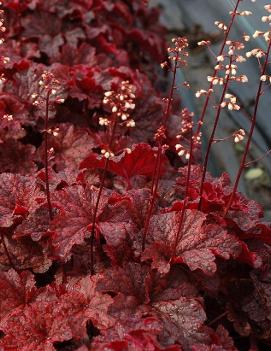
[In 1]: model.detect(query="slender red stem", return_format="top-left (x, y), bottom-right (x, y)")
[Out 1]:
top-left (198, 59), bottom-right (233, 210)
top-left (223, 39), bottom-right (271, 216)
top-left (89, 118), bottom-right (118, 274)
top-left (44, 91), bottom-right (53, 220)
top-left (142, 59), bottom-right (178, 251)
top-left (162, 59), bottom-right (179, 125)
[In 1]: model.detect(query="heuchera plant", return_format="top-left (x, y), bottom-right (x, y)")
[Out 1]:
top-left (0, 0), bottom-right (271, 350)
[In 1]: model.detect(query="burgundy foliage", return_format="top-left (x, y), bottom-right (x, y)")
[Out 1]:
top-left (0, 1), bottom-right (271, 351)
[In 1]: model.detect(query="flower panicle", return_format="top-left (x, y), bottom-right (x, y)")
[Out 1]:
top-left (175, 109), bottom-right (202, 161)
top-left (161, 36), bottom-right (189, 70)
top-left (100, 80), bottom-right (136, 158)
top-left (0, 4), bottom-right (7, 87)
top-left (31, 71), bottom-right (65, 107)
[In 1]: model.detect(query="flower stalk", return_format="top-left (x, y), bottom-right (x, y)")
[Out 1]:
top-left (196, 0), bottom-right (242, 135)
top-left (223, 37), bottom-right (271, 216)
top-left (142, 37), bottom-right (189, 251)
top-left (181, 0), bottom-right (242, 216)
top-left (44, 91), bottom-right (53, 221)
top-left (89, 118), bottom-right (118, 275)
top-left (90, 81), bottom-right (136, 274)
top-left (198, 58), bottom-right (233, 210)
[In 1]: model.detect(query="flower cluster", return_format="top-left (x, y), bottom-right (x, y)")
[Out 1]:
top-left (197, 40), bottom-right (211, 47)
top-left (257, 5), bottom-right (271, 39)
top-left (175, 143), bottom-right (190, 159)
top-left (161, 36), bottom-right (189, 69)
top-left (199, 38), bottom-right (250, 129)
top-left (260, 74), bottom-right (271, 83)
top-left (208, 40), bottom-right (248, 82)
top-left (100, 81), bottom-right (136, 158)
top-left (0, 3), bottom-right (5, 38)
top-left (195, 88), bottom-right (214, 98)
top-left (246, 47), bottom-right (266, 58)
top-left (214, 21), bottom-right (228, 32)
top-left (102, 80), bottom-right (136, 128)
top-left (233, 128), bottom-right (246, 143)
top-left (31, 71), bottom-right (65, 108)
top-left (177, 108), bottom-right (194, 135)
top-left (220, 93), bottom-right (240, 111)
top-left (2, 114), bottom-right (13, 121)
top-left (0, 3), bottom-right (6, 86)
top-left (246, 5), bottom-right (271, 59)
top-left (233, 10), bottom-right (252, 16)
top-left (175, 108), bottom-right (201, 160)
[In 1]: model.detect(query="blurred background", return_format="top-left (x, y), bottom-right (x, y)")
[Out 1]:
top-left (151, 0), bottom-right (271, 218)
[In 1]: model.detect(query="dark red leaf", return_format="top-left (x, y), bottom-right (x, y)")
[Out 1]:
top-left (241, 271), bottom-right (271, 339)
top-left (0, 140), bottom-right (37, 175)
top-left (0, 173), bottom-right (43, 228)
top-left (50, 185), bottom-right (132, 260)
top-left (0, 269), bottom-right (37, 324)
top-left (80, 143), bottom-right (166, 184)
top-left (145, 210), bottom-right (241, 275)
top-left (192, 325), bottom-right (237, 351)
top-left (97, 262), bottom-right (151, 304)
top-left (93, 330), bottom-right (182, 351)
top-left (0, 274), bottom-right (114, 350)
top-left (13, 204), bottom-right (50, 241)
top-left (0, 235), bottom-right (52, 273)
top-left (153, 296), bottom-right (207, 349)
top-left (36, 123), bottom-right (97, 171)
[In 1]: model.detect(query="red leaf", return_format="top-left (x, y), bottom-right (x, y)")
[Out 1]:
top-left (241, 271), bottom-right (271, 338)
top-left (153, 297), bottom-right (206, 349)
top-left (64, 274), bottom-right (115, 331)
top-left (0, 173), bottom-right (43, 228)
top-left (0, 269), bottom-right (37, 325)
top-left (192, 325), bottom-right (237, 351)
top-left (50, 184), bottom-right (105, 261)
top-left (0, 275), bottom-right (114, 350)
top-left (36, 123), bottom-right (97, 171)
top-left (50, 185), bottom-right (132, 260)
top-left (225, 198), bottom-right (263, 232)
top-left (13, 204), bottom-right (50, 241)
top-left (245, 223), bottom-right (271, 245)
top-left (146, 210), bottom-right (241, 275)
top-left (125, 188), bottom-right (152, 229)
top-left (0, 235), bottom-right (52, 273)
top-left (80, 143), bottom-right (166, 184)
top-left (58, 43), bottom-right (96, 66)
top-left (94, 330), bottom-right (182, 351)
top-left (97, 262), bottom-right (151, 304)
